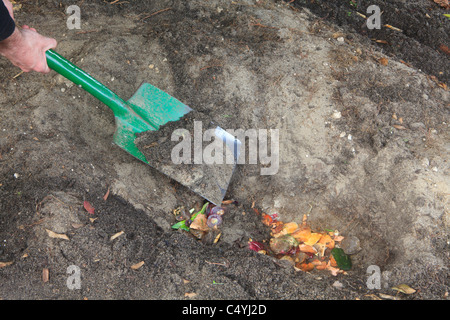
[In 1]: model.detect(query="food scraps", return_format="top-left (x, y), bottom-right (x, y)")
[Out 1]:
top-left (249, 212), bottom-right (353, 276)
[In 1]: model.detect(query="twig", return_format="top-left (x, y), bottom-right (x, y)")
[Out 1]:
top-left (12, 71), bottom-right (24, 79)
top-left (200, 64), bottom-right (223, 71)
top-left (140, 7), bottom-right (172, 21)
top-left (205, 260), bottom-right (230, 267)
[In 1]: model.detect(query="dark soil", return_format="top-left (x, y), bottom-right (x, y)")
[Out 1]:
top-left (289, 0), bottom-right (450, 84)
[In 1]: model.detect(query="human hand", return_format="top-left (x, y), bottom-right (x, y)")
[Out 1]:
top-left (0, 26), bottom-right (57, 73)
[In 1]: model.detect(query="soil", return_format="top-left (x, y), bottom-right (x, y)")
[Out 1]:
top-left (135, 110), bottom-right (237, 206)
top-left (0, 0), bottom-right (448, 300)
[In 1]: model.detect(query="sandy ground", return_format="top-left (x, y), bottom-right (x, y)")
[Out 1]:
top-left (0, 0), bottom-right (448, 300)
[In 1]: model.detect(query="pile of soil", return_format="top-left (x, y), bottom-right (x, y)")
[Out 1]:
top-left (135, 110), bottom-right (238, 205)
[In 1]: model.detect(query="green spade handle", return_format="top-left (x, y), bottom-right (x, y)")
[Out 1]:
top-left (45, 49), bottom-right (128, 117)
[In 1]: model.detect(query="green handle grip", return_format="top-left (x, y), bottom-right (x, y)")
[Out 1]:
top-left (45, 49), bottom-right (127, 117)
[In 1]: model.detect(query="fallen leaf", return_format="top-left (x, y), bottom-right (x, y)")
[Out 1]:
top-left (103, 187), bottom-right (110, 201)
top-left (131, 261), bottom-right (145, 270)
top-left (378, 293), bottom-right (399, 300)
top-left (42, 268), bottom-right (49, 283)
top-left (213, 232), bottom-right (221, 244)
top-left (221, 199), bottom-right (234, 205)
top-left (110, 231), bottom-right (124, 241)
top-left (46, 229), bottom-right (69, 240)
top-left (438, 82), bottom-right (448, 90)
top-left (333, 235), bottom-right (345, 242)
top-left (0, 261), bottom-right (13, 268)
top-left (393, 125), bottom-right (406, 130)
top-left (392, 284), bottom-right (416, 295)
top-left (72, 223), bottom-right (84, 229)
top-left (184, 292), bottom-right (197, 298)
top-left (379, 57), bottom-right (388, 66)
top-left (83, 201), bottom-right (95, 214)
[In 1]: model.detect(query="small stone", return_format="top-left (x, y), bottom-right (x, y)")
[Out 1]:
top-left (421, 158), bottom-right (429, 167)
top-left (332, 110), bottom-right (342, 119)
top-left (340, 235), bottom-right (361, 255)
top-left (336, 36), bottom-right (345, 42)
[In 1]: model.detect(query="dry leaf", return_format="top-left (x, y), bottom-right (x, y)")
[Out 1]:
top-left (46, 229), bottom-right (70, 240)
top-left (183, 279), bottom-right (190, 284)
top-left (392, 284), bottom-right (416, 294)
top-left (379, 57), bottom-right (388, 66)
top-left (103, 188), bottom-right (110, 201)
top-left (213, 232), bottom-right (222, 244)
top-left (131, 261), bottom-right (145, 270)
top-left (221, 199), bottom-right (234, 205)
top-left (72, 223), bottom-right (84, 229)
top-left (42, 268), bottom-right (49, 283)
top-left (184, 292), bottom-right (197, 298)
top-left (438, 82), bottom-right (448, 90)
top-left (0, 261), bottom-right (13, 268)
top-left (110, 231), bottom-right (124, 241)
top-left (83, 201), bottom-right (95, 214)
top-left (393, 125), bottom-right (406, 130)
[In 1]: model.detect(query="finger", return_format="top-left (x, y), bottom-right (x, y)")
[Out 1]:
top-left (43, 37), bottom-right (58, 51)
